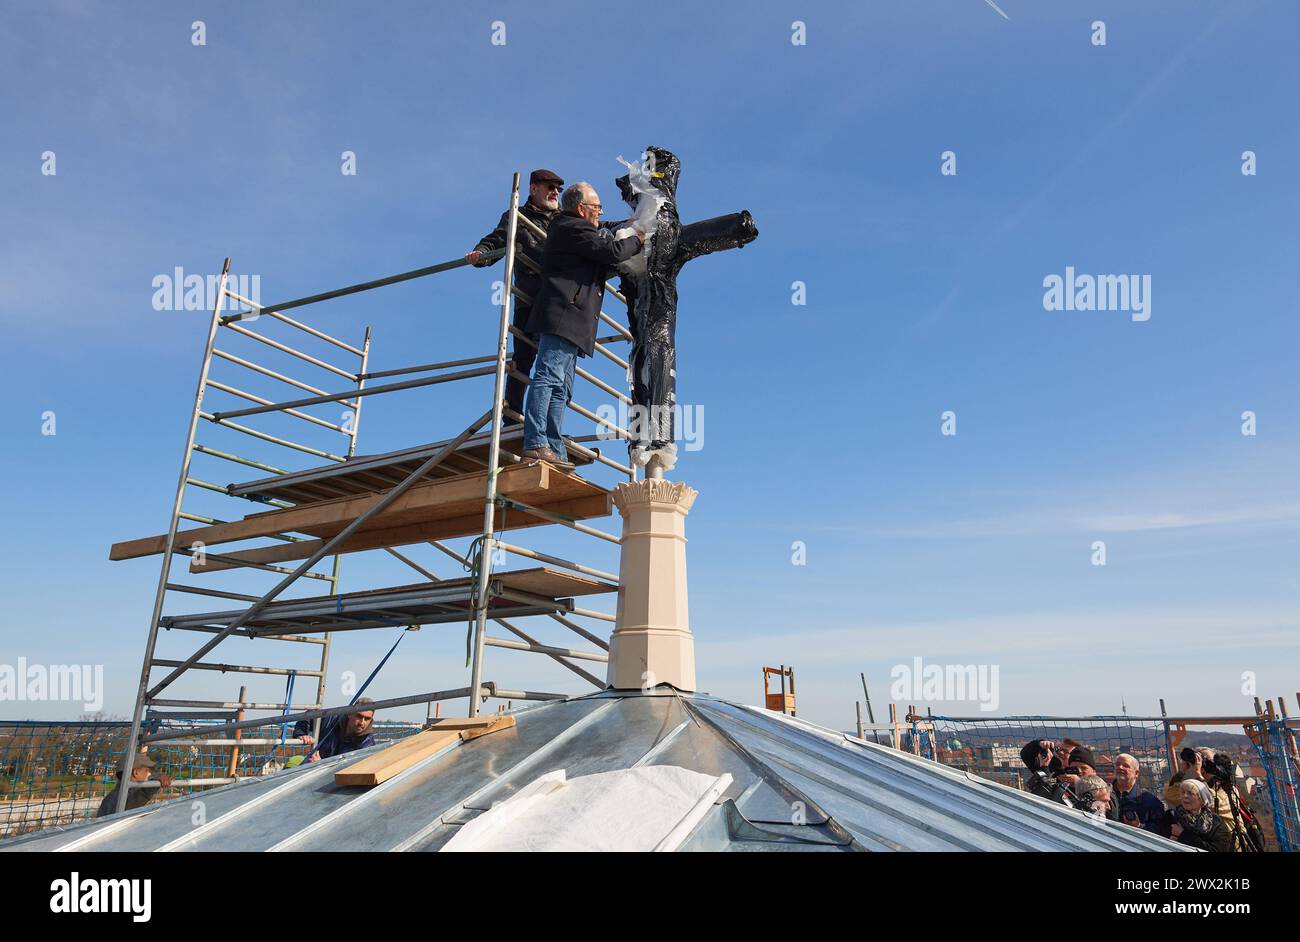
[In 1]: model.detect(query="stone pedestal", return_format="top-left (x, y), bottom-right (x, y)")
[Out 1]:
top-left (606, 478), bottom-right (698, 691)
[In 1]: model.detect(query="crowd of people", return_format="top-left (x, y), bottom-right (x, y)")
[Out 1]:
top-left (1018, 739), bottom-right (1267, 851)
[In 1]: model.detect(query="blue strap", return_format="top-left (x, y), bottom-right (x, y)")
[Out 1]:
top-left (353, 629), bottom-right (407, 705)
top-left (307, 629), bottom-right (408, 760)
top-left (278, 671), bottom-right (296, 749)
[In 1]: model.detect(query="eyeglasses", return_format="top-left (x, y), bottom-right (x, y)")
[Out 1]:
top-left (582, 202), bottom-right (603, 214)
top-left (546, 183), bottom-right (562, 191)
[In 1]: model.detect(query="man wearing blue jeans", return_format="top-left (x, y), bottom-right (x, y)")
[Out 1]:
top-left (522, 181), bottom-right (643, 467)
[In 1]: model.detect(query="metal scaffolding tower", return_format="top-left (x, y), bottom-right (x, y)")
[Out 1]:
top-left (112, 173), bottom-right (635, 811)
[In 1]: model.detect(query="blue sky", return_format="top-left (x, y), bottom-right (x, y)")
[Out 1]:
top-left (2, 0), bottom-right (1297, 730)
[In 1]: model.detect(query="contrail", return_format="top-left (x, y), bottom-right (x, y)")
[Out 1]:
top-left (984, 0), bottom-right (1009, 18)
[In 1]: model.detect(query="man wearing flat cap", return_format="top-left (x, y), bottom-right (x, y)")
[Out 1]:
top-left (95, 750), bottom-right (173, 817)
top-left (466, 169), bottom-right (566, 424)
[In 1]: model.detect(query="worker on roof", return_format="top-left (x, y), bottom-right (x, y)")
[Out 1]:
top-left (294, 698), bottom-right (376, 762)
top-left (466, 168), bottom-right (566, 427)
top-left (96, 750), bottom-right (173, 817)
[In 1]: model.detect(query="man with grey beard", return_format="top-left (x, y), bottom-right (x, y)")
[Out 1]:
top-left (466, 168), bottom-right (565, 424)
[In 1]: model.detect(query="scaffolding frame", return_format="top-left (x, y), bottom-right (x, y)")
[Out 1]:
top-left (115, 173), bottom-right (634, 811)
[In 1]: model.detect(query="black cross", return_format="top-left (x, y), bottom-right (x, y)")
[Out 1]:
top-left (615, 146), bottom-right (759, 473)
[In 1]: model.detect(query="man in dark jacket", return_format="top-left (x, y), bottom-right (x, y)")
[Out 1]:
top-left (521, 182), bottom-right (642, 465)
top-left (95, 751), bottom-right (173, 817)
top-left (466, 168), bottom-right (565, 424)
top-left (293, 699), bottom-right (376, 762)
top-left (1112, 752), bottom-right (1166, 832)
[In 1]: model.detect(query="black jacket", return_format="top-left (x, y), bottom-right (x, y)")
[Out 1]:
top-left (1020, 739), bottom-right (1075, 805)
top-left (1160, 807), bottom-right (1233, 852)
top-left (472, 199), bottom-right (558, 299)
top-left (525, 212), bottom-right (642, 356)
top-left (96, 781), bottom-right (157, 817)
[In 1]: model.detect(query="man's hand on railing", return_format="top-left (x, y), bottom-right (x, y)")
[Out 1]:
top-left (464, 250), bottom-right (484, 265)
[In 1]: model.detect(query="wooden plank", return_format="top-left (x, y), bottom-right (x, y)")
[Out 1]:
top-left (457, 715), bottom-right (516, 742)
top-left (423, 716), bottom-right (503, 731)
top-left (497, 567), bottom-right (615, 597)
top-left (110, 463), bottom-right (550, 561)
top-left (189, 494), bottom-right (612, 573)
top-left (334, 715), bottom-right (516, 787)
top-left (334, 729), bottom-right (462, 787)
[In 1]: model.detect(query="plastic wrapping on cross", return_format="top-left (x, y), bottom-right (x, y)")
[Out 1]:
top-left (612, 147), bottom-right (758, 471)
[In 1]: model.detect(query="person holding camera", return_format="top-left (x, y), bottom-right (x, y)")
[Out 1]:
top-left (1197, 747), bottom-right (1267, 852)
top-left (1019, 738), bottom-right (1076, 806)
top-left (1112, 753), bottom-right (1165, 832)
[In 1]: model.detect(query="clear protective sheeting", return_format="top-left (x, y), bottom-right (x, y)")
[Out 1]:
top-left (612, 151), bottom-right (665, 278)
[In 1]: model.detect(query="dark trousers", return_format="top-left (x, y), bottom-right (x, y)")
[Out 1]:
top-left (504, 302), bottom-right (537, 420)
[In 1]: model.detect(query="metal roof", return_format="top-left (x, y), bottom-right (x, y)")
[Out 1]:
top-left (1, 691), bottom-right (1189, 852)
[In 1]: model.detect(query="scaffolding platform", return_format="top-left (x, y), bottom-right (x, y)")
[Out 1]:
top-left (227, 428), bottom-right (596, 506)
top-left (109, 461), bottom-right (612, 571)
top-left (159, 567), bottom-right (616, 635)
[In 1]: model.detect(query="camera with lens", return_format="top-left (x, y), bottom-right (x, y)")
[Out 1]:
top-left (1202, 752), bottom-right (1236, 786)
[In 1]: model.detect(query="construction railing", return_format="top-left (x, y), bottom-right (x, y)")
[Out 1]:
top-left (0, 718), bottom-right (423, 839)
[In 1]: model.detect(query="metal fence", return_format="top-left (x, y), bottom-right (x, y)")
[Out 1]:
top-left (0, 718), bottom-right (421, 839)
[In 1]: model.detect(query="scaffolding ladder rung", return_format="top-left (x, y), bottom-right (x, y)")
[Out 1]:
top-left (242, 303), bottom-right (366, 357)
top-left (148, 698), bottom-right (319, 711)
top-left (223, 322), bottom-right (358, 381)
top-left (171, 624), bottom-right (327, 644)
top-left (198, 412), bottom-right (346, 461)
top-left (177, 512), bottom-right (309, 544)
top-left (184, 476), bottom-right (292, 508)
top-left (206, 378), bottom-right (347, 433)
top-left (192, 442), bottom-right (288, 476)
top-left (150, 659), bottom-right (323, 678)
top-left (165, 582), bottom-right (261, 603)
top-left (213, 348), bottom-right (341, 400)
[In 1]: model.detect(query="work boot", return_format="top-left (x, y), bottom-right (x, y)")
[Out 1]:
top-left (522, 447), bottom-right (574, 471)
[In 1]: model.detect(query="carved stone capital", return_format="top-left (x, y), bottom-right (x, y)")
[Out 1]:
top-left (612, 479), bottom-right (699, 515)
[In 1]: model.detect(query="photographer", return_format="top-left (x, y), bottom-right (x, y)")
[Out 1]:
top-left (1019, 738), bottom-right (1076, 806)
top-left (1199, 749), bottom-right (1266, 852)
top-left (1164, 746), bottom-right (1201, 806)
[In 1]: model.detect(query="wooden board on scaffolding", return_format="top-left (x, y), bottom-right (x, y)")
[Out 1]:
top-left (227, 428), bottom-right (595, 506)
top-left (109, 461), bottom-right (611, 564)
